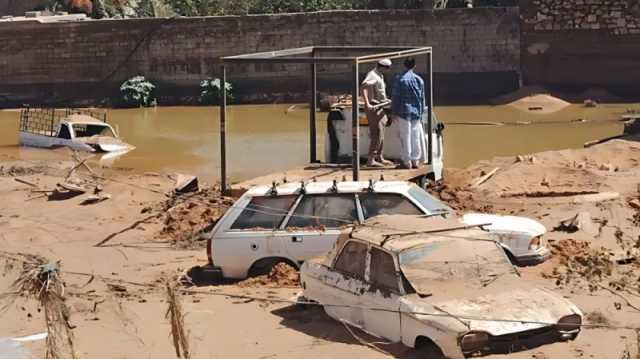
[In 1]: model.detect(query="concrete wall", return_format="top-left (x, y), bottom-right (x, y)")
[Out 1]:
top-left (521, 0), bottom-right (640, 99)
top-left (0, 8), bottom-right (521, 106)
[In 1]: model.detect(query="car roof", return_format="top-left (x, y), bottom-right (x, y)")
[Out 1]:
top-left (349, 215), bottom-right (493, 252)
top-left (245, 181), bottom-right (414, 197)
top-left (63, 114), bottom-right (108, 125)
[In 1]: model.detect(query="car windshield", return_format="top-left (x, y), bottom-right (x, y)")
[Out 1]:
top-left (72, 124), bottom-right (116, 138)
top-left (408, 185), bottom-right (451, 215)
top-left (399, 238), bottom-right (515, 287)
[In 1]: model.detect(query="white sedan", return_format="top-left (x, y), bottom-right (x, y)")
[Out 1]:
top-left (300, 215), bottom-right (582, 358)
top-left (204, 181), bottom-right (549, 279)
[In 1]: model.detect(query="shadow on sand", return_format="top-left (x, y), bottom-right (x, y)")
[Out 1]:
top-left (271, 304), bottom-right (445, 359)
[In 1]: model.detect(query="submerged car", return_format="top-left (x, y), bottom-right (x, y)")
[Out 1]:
top-left (300, 215), bottom-right (582, 358)
top-left (19, 107), bottom-right (134, 154)
top-left (204, 181), bottom-right (550, 279)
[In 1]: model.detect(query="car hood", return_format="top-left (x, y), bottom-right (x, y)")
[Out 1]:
top-left (407, 285), bottom-right (580, 336)
top-left (462, 213), bottom-right (546, 237)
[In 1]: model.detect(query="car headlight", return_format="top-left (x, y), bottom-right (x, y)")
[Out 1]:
top-left (557, 314), bottom-right (582, 333)
top-left (460, 331), bottom-right (490, 353)
top-left (528, 236), bottom-right (541, 250)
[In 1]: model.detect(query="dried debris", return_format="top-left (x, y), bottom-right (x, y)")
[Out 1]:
top-left (427, 182), bottom-right (493, 213)
top-left (0, 253), bottom-right (77, 359)
top-left (165, 279), bottom-right (190, 359)
top-left (554, 212), bottom-right (594, 233)
top-left (238, 263), bottom-right (300, 288)
top-left (545, 239), bottom-right (613, 291)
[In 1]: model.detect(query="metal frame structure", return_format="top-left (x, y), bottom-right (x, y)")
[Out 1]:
top-left (220, 46), bottom-right (433, 191)
top-left (20, 107), bottom-right (107, 137)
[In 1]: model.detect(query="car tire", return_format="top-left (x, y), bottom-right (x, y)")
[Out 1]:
top-left (414, 337), bottom-right (446, 359)
top-left (248, 258), bottom-right (298, 277)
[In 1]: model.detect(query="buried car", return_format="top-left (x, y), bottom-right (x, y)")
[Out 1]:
top-left (19, 107), bottom-right (134, 154)
top-left (300, 215), bottom-right (582, 358)
top-left (204, 181), bottom-right (550, 280)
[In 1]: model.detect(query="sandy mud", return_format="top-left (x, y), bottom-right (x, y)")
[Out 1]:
top-left (0, 140), bottom-right (639, 358)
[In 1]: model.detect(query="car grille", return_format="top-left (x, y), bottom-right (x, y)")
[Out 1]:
top-left (485, 326), bottom-right (560, 354)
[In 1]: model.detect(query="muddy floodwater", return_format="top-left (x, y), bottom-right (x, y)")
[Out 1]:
top-left (0, 104), bottom-right (635, 183)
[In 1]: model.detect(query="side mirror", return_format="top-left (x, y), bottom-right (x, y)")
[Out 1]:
top-left (436, 122), bottom-right (445, 134)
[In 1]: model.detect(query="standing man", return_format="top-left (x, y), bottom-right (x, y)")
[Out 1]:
top-left (362, 58), bottom-right (393, 168)
top-left (392, 57), bottom-right (425, 169)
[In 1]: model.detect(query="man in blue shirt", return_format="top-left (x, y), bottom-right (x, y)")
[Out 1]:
top-left (391, 57), bottom-right (425, 169)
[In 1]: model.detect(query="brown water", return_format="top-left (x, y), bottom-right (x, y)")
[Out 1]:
top-left (0, 103), bottom-right (635, 183)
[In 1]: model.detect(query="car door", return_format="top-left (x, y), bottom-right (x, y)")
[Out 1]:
top-left (282, 193), bottom-right (360, 261)
top-left (362, 247), bottom-right (402, 342)
top-left (212, 195), bottom-right (298, 278)
top-left (322, 240), bottom-right (369, 329)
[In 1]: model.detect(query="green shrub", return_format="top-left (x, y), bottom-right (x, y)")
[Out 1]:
top-left (120, 76), bottom-right (157, 107)
top-left (199, 78), bottom-right (233, 105)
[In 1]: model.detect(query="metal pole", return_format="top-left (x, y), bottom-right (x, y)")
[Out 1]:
top-left (352, 61), bottom-right (360, 181)
top-left (310, 54), bottom-right (318, 163)
top-left (220, 65), bottom-right (228, 192)
top-left (426, 52), bottom-right (433, 165)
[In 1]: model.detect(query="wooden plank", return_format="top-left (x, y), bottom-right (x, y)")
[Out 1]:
top-left (230, 165), bottom-right (426, 196)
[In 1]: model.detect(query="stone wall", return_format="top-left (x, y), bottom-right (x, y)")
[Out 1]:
top-left (521, 0), bottom-right (640, 98)
top-left (0, 8), bottom-right (521, 106)
top-left (524, 0), bottom-right (640, 34)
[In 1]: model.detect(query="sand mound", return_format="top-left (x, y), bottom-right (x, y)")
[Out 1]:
top-left (507, 94), bottom-right (571, 114)
top-left (459, 140), bottom-right (640, 200)
top-left (161, 188), bottom-right (234, 248)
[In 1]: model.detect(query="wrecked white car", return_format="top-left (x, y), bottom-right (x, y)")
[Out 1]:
top-left (204, 181), bottom-right (550, 279)
top-left (19, 107), bottom-right (134, 154)
top-left (300, 215), bottom-right (582, 358)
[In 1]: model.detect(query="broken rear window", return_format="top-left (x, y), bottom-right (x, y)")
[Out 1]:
top-left (286, 194), bottom-right (358, 229)
top-left (359, 193), bottom-right (422, 219)
top-left (231, 195), bottom-right (297, 230)
top-left (334, 241), bottom-right (368, 280)
top-left (369, 248), bottom-right (399, 293)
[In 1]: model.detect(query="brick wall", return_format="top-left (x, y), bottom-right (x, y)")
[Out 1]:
top-left (0, 0), bottom-right (43, 16)
top-left (521, 0), bottom-right (640, 99)
top-left (0, 8), bottom-right (520, 106)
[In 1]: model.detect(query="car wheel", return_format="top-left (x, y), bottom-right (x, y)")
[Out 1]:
top-left (414, 337), bottom-right (446, 359)
top-left (248, 258), bottom-right (298, 277)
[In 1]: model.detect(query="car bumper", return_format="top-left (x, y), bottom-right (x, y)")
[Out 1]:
top-left (515, 247), bottom-right (551, 266)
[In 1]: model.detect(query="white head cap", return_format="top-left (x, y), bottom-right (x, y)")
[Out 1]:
top-left (377, 58), bottom-right (392, 68)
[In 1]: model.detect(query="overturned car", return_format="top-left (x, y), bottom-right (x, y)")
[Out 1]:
top-left (300, 215), bottom-right (582, 358)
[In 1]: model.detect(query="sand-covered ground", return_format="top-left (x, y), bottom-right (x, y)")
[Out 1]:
top-left (1, 140), bottom-right (640, 358)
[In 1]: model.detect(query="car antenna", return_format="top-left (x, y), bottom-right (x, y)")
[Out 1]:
top-left (269, 181), bottom-right (278, 196)
top-left (282, 175), bottom-right (288, 183)
top-left (367, 179), bottom-right (376, 192)
top-left (342, 175), bottom-right (347, 182)
top-left (300, 181), bottom-right (306, 194)
top-left (379, 173), bottom-right (385, 181)
top-left (330, 179), bottom-right (338, 193)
